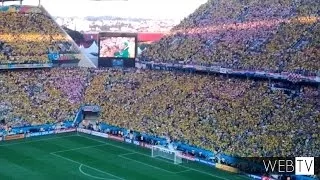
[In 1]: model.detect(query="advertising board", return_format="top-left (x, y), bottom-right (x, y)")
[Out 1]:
top-left (28, 132), bottom-right (42, 137)
top-left (133, 140), bottom-right (140, 146)
top-left (247, 174), bottom-right (263, 179)
top-left (5, 134), bottom-right (25, 141)
top-left (41, 131), bottom-right (54, 136)
top-left (77, 128), bottom-right (92, 134)
top-left (216, 163), bottom-right (239, 173)
top-left (91, 131), bottom-right (108, 138)
top-left (125, 138), bottom-right (132, 144)
top-left (25, 131), bottom-right (55, 138)
top-left (55, 128), bottom-right (76, 134)
top-left (140, 142), bottom-right (152, 149)
top-left (194, 158), bottom-right (215, 166)
top-left (108, 135), bottom-right (124, 142)
top-left (177, 154), bottom-right (196, 161)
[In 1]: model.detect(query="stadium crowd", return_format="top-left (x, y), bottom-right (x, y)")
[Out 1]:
top-left (140, 0), bottom-right (320, 76)
top-left (0, 0), bottom-right (319, 162)
top-left (1, 67), bottom-right (318, 158)
top-left (0, 68), bottom-right (87, 131)
top-left (84, 68), bottom-right (320, 157)
top-left (0, 6), bottom-right (80, 64)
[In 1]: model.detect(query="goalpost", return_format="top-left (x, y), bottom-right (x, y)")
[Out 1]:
top-left (151, 145), bottom-right (182, 165)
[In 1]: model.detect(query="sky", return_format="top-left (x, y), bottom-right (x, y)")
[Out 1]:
top-left (6, 0), bottom-right (207, 19)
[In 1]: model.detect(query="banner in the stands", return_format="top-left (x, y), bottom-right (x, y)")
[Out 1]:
top-left (0, 63), bottom-right (53, 70)
top-left (82, 106), bottom-right (101, 112)
top-left (219, 68), bottom-right (227, 73)
top-left (48, 53), bottom-right (81, 61)
top-left (141, 61), bottom-right (320, 83)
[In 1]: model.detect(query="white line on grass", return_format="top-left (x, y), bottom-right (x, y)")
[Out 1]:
top-left (118, 152), bottom-right (136, 156)
top-left (79, 134), bottom-right (230, 180)
top-left (51, 152), bottom-right (125, 180)
top-left (51, 143), bottom-right (109, 154)
top-left (174, 169), bottom-right (192, 174)
top-left (0, 135), bottom-right (78, 147)
top-left (118, 152), bottom-right (191, 174)
top-left (79, 164), bottom-right (117, 180)
top-left (118, 154), bottom-right (175, 174)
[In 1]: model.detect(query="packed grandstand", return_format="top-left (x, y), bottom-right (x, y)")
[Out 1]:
top-left (0, 0), bottom-right (319, 179)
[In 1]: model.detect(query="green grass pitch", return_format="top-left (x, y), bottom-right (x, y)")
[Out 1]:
top-left (0, 132), bottom-right (251, 180)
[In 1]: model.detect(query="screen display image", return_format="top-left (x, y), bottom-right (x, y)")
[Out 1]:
top-left (99, 37), bottom-right (136, 58)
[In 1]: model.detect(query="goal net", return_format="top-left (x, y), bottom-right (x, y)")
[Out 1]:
top-left (151, 145), bottom-right (182, 164)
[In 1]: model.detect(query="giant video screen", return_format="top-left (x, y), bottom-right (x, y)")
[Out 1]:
top-left (99, 37), bottom-right (136, 58)
top-left (98, 32), bottom-right (137, 68)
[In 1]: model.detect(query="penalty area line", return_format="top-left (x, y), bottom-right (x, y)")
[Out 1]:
top-left (79, 134), bottom-right (230, 180)
top-left (50, 143), bottom-right (109, 154)
top-left (174, 169), bottom-right (192, 174)
top-left (79, 164), bottom-right (117, 180)
top-left (0, 135), bottom-right (78, 147)
top-left (118, 152), bottom-right (190, 174)
top-left (118, 154), bottom-right (176, 174)
top-left (50, 152), bottom-right (125, 180)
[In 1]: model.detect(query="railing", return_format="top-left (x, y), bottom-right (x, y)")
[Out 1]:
top-left (137, 61), bottom-right (320, 84)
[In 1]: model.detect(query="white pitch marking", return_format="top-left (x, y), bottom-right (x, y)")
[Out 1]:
top-left (50, 152), bottom-right (126, 180)
top-left (118, 152), bottom-right (191, 174)
top-left (51, 143), bottom-right (109, 154)
top-left (79, 164), bottom-right (116, 180)
top-left (117, 152), bottom-right (136, 156)
top-left (174, 169), bottom-right (192, 174)
top-left (118, 154), bottom-right (175, 174)
top-left (79, 134), bottom-right (230, 180)
top-left (0, 135), bottom-right (78, 147)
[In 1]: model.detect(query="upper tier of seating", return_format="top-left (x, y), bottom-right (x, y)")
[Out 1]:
top-left (140, 0), bottom-right (320, 76)
top-left (0, 5), bottom-right (80, 65)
